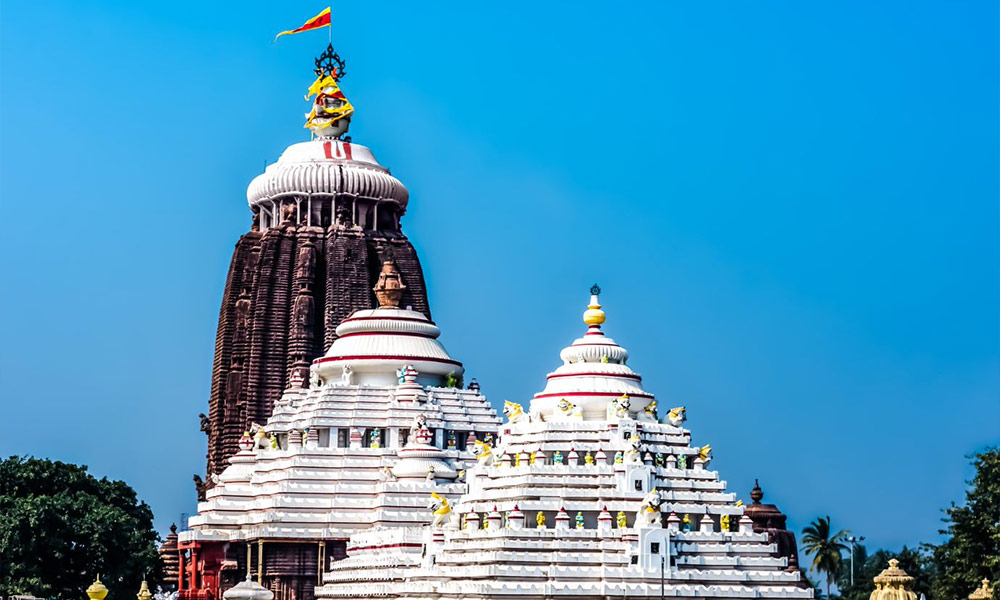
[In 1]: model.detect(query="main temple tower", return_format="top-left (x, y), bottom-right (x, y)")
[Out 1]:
top-left (201, 43), bottom-right (431, 486)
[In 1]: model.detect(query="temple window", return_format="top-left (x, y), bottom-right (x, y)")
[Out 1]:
top-left (317, 428), bottom-right (331, 448)
top-left (336, 428), bottom-right (347, 448)
top-left (398, 429), bottom-right (409, 447)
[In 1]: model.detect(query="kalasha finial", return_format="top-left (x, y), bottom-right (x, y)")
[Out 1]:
top-left (583, 284), bottom-right (606, 327)
top-left (750, 479), bottom-right (763, 504)
top-left (373, 257), bottom-right (407, 308)
top-left (86, 576), bottom-right (109, 600)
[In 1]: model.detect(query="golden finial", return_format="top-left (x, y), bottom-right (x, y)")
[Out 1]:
top-left (136, 580), bottom-right (153, 600)
top-left (582, 284), bottom-right (606, 326)
top-left (969, 579), bottom-right (993, 600)
top-left (86, 575), bottom-right (109, 600)
top-left (869, 559), bottom-right (917, 600)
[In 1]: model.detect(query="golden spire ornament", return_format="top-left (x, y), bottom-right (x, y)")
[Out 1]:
top-left (968, 579), bottom-right (993, 600)
top-left (137, 580), bottom-right (153, 600)
top-left (868, 559), bottom-right (917, 600)
top-left (583, 284), bottom-right (605, 326)
top-left (86, 576), bottom-right (109, 600)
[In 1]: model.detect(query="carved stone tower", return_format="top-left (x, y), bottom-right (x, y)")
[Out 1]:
top-left (201, 44), bottom-right (431, 485)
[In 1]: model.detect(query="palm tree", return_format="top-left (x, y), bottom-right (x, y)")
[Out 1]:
top-left (801, 516), bottom-right (851, 597)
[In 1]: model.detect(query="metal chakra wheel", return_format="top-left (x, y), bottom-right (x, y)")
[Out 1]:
top-left (314, 43), bottom-right (347, 79)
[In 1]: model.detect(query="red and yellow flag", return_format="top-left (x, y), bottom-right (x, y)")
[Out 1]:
top-left (275, 7), bottom-right (331, 40)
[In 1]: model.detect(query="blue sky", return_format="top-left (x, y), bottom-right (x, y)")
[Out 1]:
top-left (1, 1), bottom-right (997, 554)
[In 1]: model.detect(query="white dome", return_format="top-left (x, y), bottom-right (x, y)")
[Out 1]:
top-left (224, 576), bottom-right (274, 600)
top-left (313, 307), bottom-right (463, 386)
top-left (247, 139), bottom-right (408, 209)
top-left (531, 295), bottom-right (653, 420)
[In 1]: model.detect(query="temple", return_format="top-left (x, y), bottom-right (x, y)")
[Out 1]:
top-left (178, 258), bottom-right (501, 600)
top-left (314, 290), bottom-right (809, 599)
top-left (201, 43), bottom-right (432, 484)
top-left (178, 28), bottom-right (807, 600)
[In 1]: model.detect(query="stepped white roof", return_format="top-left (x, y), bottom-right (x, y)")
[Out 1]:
top-left (314, 289), bottom-right (812, 600)
top-left (313, 306), bottom-right (463, 387)
top-left (181, 302), bottom-right (500, 544)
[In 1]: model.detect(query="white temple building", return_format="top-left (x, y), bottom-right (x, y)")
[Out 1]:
top-left (178, 259), bottom-right (502, 599)
top-left (314, 287), bottom-right (813, 600)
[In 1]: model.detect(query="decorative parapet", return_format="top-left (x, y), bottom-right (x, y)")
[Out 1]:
top-left (345, 526), bottom-right (426, 556)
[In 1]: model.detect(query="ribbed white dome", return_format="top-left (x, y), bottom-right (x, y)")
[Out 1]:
top-left (531, 303), bottom-right (653, 421)
top-left (247, 139), bottom-right (408, 208)
top-left (313, 307), bottom-right (462, 386)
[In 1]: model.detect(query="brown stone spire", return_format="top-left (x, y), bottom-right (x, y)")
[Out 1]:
top-left (743, 479), bottom-right (799, 571)
top-left (373, 257), bottom-right (407, 308)
top-left (157, 524), bottom-right (179, 590)
top-left (203, 228), bottom-right (430, 479)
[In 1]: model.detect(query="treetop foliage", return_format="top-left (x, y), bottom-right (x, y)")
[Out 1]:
top-left (0, 456), bottom-right (162, 600)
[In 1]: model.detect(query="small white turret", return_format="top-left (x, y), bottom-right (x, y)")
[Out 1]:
top-left (597, 506), bottom-right (613, 533)
top-left (700, 513), bottom-right (715, 532)
top-left (739, 514), bottom-right (755, 534)
top-left (555, 507), bottom-right (570, 530)
top-left (508, 505), bottom-right (525, 530)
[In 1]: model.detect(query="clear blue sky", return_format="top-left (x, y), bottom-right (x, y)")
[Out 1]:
top-left (1, 1), bottom-right (997, 553)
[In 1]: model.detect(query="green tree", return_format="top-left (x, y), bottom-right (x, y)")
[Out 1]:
top-left (834, 542), bottom-right (869, 597)
top-left (927, 447), bottom-right (1000, 600)
top-left (802, 516), bottom-right (851, 597)
top-left (0, 456), bottom-right (162, 600)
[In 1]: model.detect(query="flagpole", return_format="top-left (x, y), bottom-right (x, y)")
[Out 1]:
top-left (328, 6), bottom-right (332, 43)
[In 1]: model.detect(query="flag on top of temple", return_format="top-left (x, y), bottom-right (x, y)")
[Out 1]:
top-left (275, 7), bottom-right (331, 40)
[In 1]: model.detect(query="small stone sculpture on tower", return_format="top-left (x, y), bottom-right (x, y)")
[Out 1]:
top-left (373, 257), bottom-right (407, 308)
